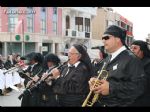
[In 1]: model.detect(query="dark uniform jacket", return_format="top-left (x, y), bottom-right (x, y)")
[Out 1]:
top-left (95, 50), bottom-right (146, 107)
top-left (4, 60), bottom-right (13, 70)
top-left (20, 63), bottom-right (43, 107)
top-left (19, 63), bottom-right (43, 87)
top-left (142, 57), bottom-right (150, 92)
top-left (131, 57), bottom-right (150, 106)
top-left (53, 62), bottom-right (91, 107)
top-left (38, 65), bottom-right (58, 107)
top-left (92, 59), bottom-right (105, 76)
top-left (0, 60), bottom-right (4, 69)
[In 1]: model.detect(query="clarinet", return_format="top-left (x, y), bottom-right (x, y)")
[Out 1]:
top-left (18, 68), bottom-right (43, 100)
top-left (18, 60), bottom-right (68, 100)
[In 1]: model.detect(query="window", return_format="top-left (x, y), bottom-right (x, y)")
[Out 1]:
top-left (53, 7), bottom-right (57, 15)
top-left (66, 15), bottom-right (70, 29)
top-left (106, 20), bottom-right (114, 27)
top-left (52, 7), bottom-right (57, 33)
top-left (121, 21), bottom-right (126, 29)
top-left (27, 7), bottom-right (34, 32)
top-left (75, 17), bottom-right (83, 32)
top-left (115, 20), bottom-right (120, 26)
top-left (126, 36), bottom-right (133, 46)
top-left (85, 18), bottom-right (90, 32)
top-left (8, 17), bottom-right (18, 32)
top-left (127, 25), bottom-right (130, 31)
top-left (130, 27), bottom-right (133, 32)
top-left (127, 25), bottom-right (133, 32)
top-left (8, 7), bottom-right (18, 32)
top-left (41, 7), bottom-right (46, 34)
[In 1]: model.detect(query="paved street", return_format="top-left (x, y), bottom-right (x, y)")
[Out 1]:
top-left (0, 88), bottom-right (24, 107)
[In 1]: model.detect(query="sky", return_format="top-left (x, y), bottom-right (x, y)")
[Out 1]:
top-left (112, 7), bottom-right (150, 41)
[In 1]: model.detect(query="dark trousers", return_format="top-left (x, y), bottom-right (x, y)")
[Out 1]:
top-left (21, 90), bottom-right (40, 107)
top-left (0, 89), bottom-right (3, 95)
top-left (57, 94), bottom-right (86, 107)
top-left (130, 94), bottom-right (150, 107)
top-left (39, 94), bottom-right (58, 107)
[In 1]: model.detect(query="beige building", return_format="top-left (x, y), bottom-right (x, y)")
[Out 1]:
top-left (91, 7), bottom-right (133, 47)
top-left (91, 7), bottom-right (115, 47)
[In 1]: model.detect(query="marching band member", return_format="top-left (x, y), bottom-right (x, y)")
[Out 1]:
top-left (51, 44), bottom-right (94, 107)
top-left (0, 54), bottom-right (5, 95)
top-left (91, 46), bottom-right (108, 75)
top-left (88, 25), bottom-right (146, 107)
top-left (18, 52), bottom-right (43, 106)
top-left (0, 68), bottom-right (5, 96)
top-left (0, 54), bottom-right (4, 69)
top-left (12, 54), bottom-right (24, 89)
top-left (130, 40), bottom-right (150, 106)
top-left (4, 55), bottom-right (14, 70)
top-left (38, 53), bottom-right (61, 106)
top-left (4, 55), bottom-right (14, 93)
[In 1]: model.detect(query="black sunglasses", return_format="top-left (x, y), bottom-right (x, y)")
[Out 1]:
top-left (102, 36), bottom-right (110, 40)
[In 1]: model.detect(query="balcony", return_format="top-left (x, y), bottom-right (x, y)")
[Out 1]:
top-left (78, 31), bottom-right (85, 38)
top-left (65, 29), bottom-right (78, 37)
top-left (72, 30), bottom-right (77, 36)
top-left (85, 32), bottom-right (90, 38)
top-left (65, 29), bottom-right (91, 39)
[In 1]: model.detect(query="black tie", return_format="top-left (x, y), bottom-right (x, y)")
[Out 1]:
top-left (68, 65), bottom-right (75, 73)
top-left (63, 65), bottom-right (75, 77)
top-left (109, 54), bottom-right (112, 60)
top-left (108, 54), bottom-right (112, 63)
top-left (70, 65), bottom-right (75, 68)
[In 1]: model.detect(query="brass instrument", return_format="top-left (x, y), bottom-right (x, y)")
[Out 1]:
top-left (3, 61), bottom-right (25, 74)
top-left (82, 62), bottom-right (108, 107)
top-left (3, 66), bottom-right (19, 74)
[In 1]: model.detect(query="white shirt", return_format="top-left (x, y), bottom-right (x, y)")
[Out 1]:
top-left (68, 61), bottom-right (80, 68)
top-left (110, 46), bottom-right (126, 61)
top-left (30, 62), bottom-right (38, 71)
top-left (46, 66), bottom-right (55, 73)
top-left (62, 61), bottom-right (80, 77)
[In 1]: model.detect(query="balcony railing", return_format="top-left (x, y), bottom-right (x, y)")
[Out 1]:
top-left (85, 32), bottom-right (90, 38)
top-left (65, 29), bottom-right (90, 38)
top-left (66, 29), bottom-right (78, 37)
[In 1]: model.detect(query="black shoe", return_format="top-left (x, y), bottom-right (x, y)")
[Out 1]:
top-left (6, 87), bottom-right (12, 93)
top-left (0, 90), bottom-right (4, 96)
top-left (0, 93), bottom-right (4, 96)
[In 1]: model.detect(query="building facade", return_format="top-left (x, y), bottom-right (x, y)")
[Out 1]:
top-left (115, 12), bottom-right (133, 46)
top-left (0, 7), bottom-right (133, 58)
top-left (0, 7), bottom-right (63, 57)
top-left (0, 7), bottom-right (97, 57)
top-left (61, 7), bottom-right (97, 54)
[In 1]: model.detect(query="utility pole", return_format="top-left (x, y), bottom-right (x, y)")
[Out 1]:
top-left (21, 19), bottom-right (25, 56)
